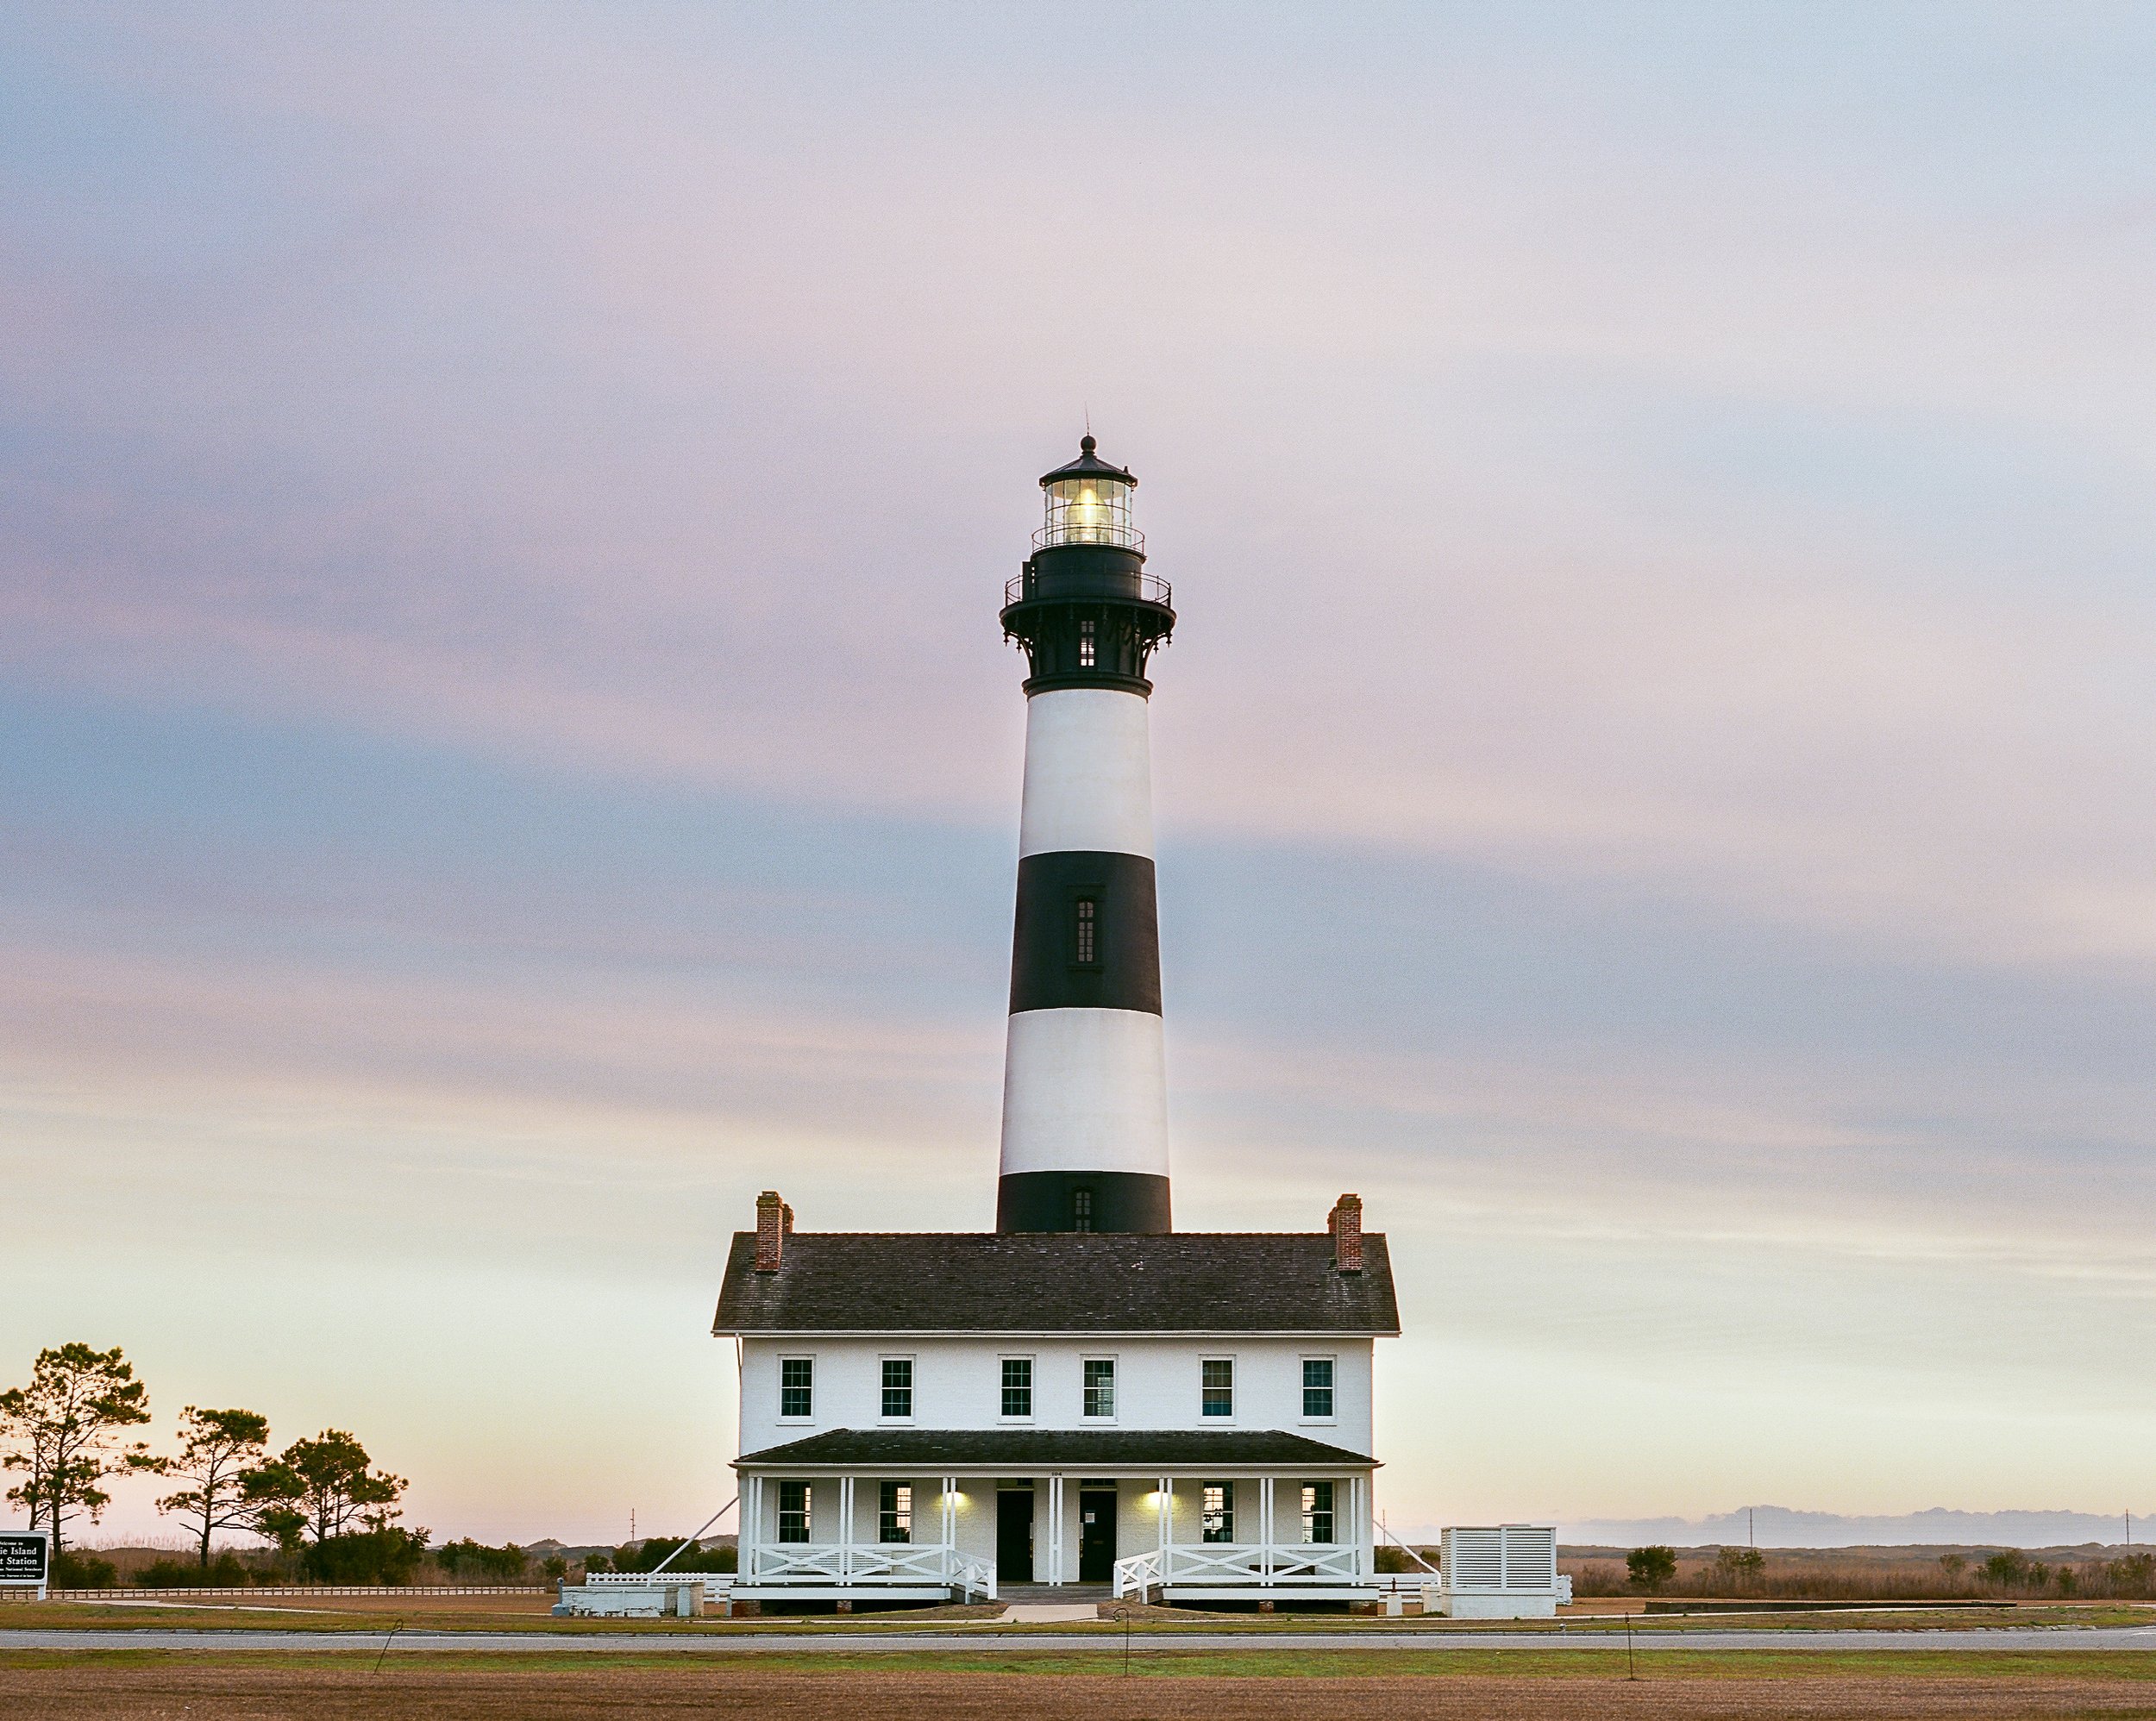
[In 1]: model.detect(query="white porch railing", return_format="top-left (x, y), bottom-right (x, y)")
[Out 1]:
top-left (1112, 1542), bottom-right (1363, 1597)
top-left (744, 1542), bottom-right (994, 1599)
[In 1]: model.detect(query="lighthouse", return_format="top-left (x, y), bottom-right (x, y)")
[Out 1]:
top-left (993, 436), bottom-right (1176, 1235)
top-left (706, 430), bottom-right (1405, 1614)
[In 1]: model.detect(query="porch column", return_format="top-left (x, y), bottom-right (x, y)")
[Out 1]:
top-left (1157, 1474), bottom-right (1171, 1579)
top-left (1259, 1476), bottom-right (1274, 1580)
top-left (741, 1475), bottom-right (757, 1580)
top-left (1047, 1474), bottom-right (1063, 1585)
top-left (1357, 1474), bottom-right (1373, 1580)
top-left (837, 1475), bottom-right (854, 1581)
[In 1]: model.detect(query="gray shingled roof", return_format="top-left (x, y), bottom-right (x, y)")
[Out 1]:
top-left (711, 1232), bottom-right (1398, 1336)
top-left (737, 1427), bottom-right (1377, 1468)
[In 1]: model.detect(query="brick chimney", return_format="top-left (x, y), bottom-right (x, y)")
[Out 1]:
top-left (1328, 1192), bottom-right (1363, 1274)
top-left (755, 1190), bottom-right (793, 1273)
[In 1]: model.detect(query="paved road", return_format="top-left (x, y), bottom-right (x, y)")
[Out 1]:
top-left (7, 1625), bottom-right (2156, 1654)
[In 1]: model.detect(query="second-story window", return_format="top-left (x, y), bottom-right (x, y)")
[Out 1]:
top-left (1083, 1358), bottom-right (1117, 1418)
top-left (1201, 1358), bottom-right (1234, 1417)
top-left (1078, 616), bottom-right (1097, 668)
top-left (780, 1356), bottom-right (813, 1419)
top-left (1202, 1482), bottom-right (1235, 1543)
top-left (778, 1480), bottom-right (811, 1543)
top-left (1301, 1357), bottom-right (1335, 1420)
top-left (1072, 1187), bottom-right (1094, 1232)
top-left (1000, 1357), bottom-right (1033, 1418)
top-left (879, 1480), bottom-right (912, 1543)
top-left (881, 1358), bottom-right (912, 1419)
top-left (1073, 897), bottom-right (1097, 966)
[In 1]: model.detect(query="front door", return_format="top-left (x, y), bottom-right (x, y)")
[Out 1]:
top-left (1078, 1486), bottom-right (1118, 1583)
top-left (997, 1486), bottom-right (1035, 1582)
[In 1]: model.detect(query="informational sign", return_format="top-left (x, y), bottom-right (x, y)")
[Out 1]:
top-left (0, 1532), bottom-right (51, 1586)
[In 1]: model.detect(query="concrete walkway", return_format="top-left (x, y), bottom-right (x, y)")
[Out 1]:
top-left (6, 1625), bottom-right (2156, 1654)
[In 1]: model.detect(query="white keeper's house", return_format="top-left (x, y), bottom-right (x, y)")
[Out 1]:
top-left (712, 438), bottom-right (1404, 1609)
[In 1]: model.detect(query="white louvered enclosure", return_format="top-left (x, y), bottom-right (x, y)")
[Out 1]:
top-left (1427, 1524), bottom-right (1571, 1618)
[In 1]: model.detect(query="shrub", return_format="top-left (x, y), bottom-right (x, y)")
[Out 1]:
top-left (1981, 1550), bottom-right (2033, 1589)
top-left (542, 1555), bottom-right (567, 1580)
top-left (302, 1528), bottom-right (426, 1584)
top-left (135, 1553), bottom-right (250, 1588)
top-left (1626, 1546), bottom-right (1677, 1591)
top-left (436, 1538), bottom-right (530, 1580)
top-left (616, 1536), bottom-right (732, 1574)
top-left (53, 1552), bottom-right (117, 1589)
top-left (2108, 1553), bottom-right (2154, 1599)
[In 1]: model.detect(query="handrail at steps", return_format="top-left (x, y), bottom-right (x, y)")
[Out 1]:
top-left (1376, 1518), bottom-right (1441, 1577)
top-left (1112, 1549), bottom-right (1162, 1599)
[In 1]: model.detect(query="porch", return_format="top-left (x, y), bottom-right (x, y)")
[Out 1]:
top-left (734, 1428), bottom-right (1381, 1605)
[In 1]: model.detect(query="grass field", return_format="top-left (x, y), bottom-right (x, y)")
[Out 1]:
top-left (4, 1596), bottom-right (2151, 1634)
top-left (5, 1649), bottom-right (2156, 1718)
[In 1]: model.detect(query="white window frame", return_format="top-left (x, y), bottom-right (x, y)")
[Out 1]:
top-left (1300, 1480), bottom-right (1336, 1546)
top-left (998, 1354), bottom-right (1036, 1422)
top-left (1081, 1355), bottom-right (1119, 1422)
top-left (777, 1479), bottom-right (812, 1543)
top-left (777, 1355), bottom-right (815, 1423)
top-left (878, 1480), bottom-right (913, 1544)
top-left (878, 1354), bottom-right (915, 1424)
top-left (1298, 1353), bottom-right (1338, 1424)
top-left (1199, 1355), bottom-right (1236, 1421)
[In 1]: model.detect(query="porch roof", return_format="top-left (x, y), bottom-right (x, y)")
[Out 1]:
top-left (735, 1426), bottom-right (1377, 1470)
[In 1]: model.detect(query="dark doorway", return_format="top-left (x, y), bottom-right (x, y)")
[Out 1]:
top-left (1078, 1486), bottom-right (1119, 1583)
top-left (997, 1486), bottom-right (1035, 1582)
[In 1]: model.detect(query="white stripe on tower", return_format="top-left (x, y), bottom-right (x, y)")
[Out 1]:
top-left (1017, 687), bottom-right (1155, 860)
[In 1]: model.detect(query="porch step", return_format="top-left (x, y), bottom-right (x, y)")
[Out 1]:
top-left (999, 1583), bottom-right (1112, 1602)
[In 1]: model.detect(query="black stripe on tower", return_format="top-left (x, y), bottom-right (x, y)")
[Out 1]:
top-left (1007, 852), bottom-right (1162, 1015)
top-left (997, 1170), bottom-right (1171, 1235)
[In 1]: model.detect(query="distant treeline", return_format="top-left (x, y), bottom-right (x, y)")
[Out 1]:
top-left (3, 1339), bottom-right (622, 1590)
top-left (1568, 1543), bottom-right (2156, 1600)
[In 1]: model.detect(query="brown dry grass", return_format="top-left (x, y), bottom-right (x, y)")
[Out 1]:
top-left (6, 1663), bottom-right (2156, 1718)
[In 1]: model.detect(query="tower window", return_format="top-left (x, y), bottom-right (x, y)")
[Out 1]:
top-left (1078, 617), bottom-right (1097, 668)
top-left (778, 1480), bottom-right (811, 1543)
top-left (879, 1481), bottom-right (912, 1544)
top-left (1074, 898), bottom-right (1097, 966)
top-left (1071, 1187), bottom-right (1094, 1232)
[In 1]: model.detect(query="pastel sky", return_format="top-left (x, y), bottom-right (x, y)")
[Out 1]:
top-left (4, 2), bottom-right (2154, 1546)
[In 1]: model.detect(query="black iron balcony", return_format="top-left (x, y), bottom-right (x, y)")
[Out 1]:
top-left (1006, 567), bottom-right (1173, 609)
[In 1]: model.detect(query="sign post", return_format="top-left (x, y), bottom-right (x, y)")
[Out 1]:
top-left (0, 1532), bottom-right (50, 1602)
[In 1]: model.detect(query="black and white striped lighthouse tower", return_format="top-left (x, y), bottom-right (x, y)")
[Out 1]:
top-left (995, 436), bottom-right (1176, 1235)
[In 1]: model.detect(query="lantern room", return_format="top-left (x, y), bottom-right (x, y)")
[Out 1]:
top-left (1038, 435), bottom-right (1141, 551)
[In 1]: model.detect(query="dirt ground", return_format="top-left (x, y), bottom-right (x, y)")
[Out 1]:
top-left (5, 1664), bottom-right (2156, 1719)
